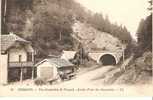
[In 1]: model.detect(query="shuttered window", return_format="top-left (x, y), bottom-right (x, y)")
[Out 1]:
top-left (27, 52), bottom-right (32, 61)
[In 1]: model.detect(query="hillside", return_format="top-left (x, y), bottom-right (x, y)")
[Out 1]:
top-left (2, 0), bottom-right (132, 57)
top-left (72, 21), bottom-right (123, 53)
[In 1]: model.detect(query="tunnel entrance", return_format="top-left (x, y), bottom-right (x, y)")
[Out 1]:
top-left (99, 54), bottom-right (116, 65)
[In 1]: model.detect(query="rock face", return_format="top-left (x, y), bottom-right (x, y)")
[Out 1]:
top-left (72, 21), bottom-right (123, 64)
top-left (72, 21), bottom-right (123, 52)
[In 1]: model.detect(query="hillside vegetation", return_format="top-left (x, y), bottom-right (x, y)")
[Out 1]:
top-left (2, 0), bottom-right (132, 57)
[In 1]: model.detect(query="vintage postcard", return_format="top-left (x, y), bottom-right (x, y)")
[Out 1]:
top-left (0, 0), bottom-right (152, 96)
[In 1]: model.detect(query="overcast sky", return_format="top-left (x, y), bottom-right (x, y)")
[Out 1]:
top-left (76, 0), bottom-right (150, 40)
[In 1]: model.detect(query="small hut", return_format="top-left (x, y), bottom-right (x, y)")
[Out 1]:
top-left (35, 58), bottom-right (76, 81)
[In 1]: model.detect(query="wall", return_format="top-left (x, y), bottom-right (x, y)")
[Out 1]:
top-left (0, 54), bottom-right (8, 85)
top-left (9, 48), bottom-right (27, 62)
top-left (37, 61), bottom-right (58, 80)
top-left (89, 53), bottom-right (100, 62)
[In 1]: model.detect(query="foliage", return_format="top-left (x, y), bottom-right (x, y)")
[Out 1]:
top-left (135, 16), bottom-right (152, 58)
top-left (3, 0), bottom-right (132, 57)
top-left (135, 51), bottom-right (152, 71)
top-left (86, 13), bottom-right (132, 43)
top-left (137, 15), bottom-right (152, 49)
top-left (34, 78), bottom-right (47, 86)
top-left (148, 0), bottom-right (152, 11)
top-left (31, 0), bottom-right (75, 56)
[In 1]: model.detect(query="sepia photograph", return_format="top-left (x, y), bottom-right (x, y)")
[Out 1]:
top-left (0, 0), bottom-right (152, 96)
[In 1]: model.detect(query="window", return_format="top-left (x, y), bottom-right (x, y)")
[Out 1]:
top-left (27, 52), bottom-right (32, 62)
top-left (19, 55), bottom-right (22, 62)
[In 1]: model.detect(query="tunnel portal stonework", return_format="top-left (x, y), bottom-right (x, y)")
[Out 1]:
top-left (88, 51), bottom-right (122, 65)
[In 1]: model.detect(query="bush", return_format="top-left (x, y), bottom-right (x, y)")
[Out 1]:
top-left (34, 78), bottom-right (47, 86)
top-left (135, 51), bottom-right (152, 71)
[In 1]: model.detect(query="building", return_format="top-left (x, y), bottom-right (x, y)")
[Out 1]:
top-left (61, 50), bottom-right (76, 61)
top-left (35, 58), bottom-right (76, 81)
top-left (0, 33), bottom-right (35, 84)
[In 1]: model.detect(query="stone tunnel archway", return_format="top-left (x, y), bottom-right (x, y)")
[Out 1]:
top-left (99, 54), bottom-right (117, 65)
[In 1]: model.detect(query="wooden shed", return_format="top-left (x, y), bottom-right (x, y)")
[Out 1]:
top-left (35, 58), bottom-right (76, 81)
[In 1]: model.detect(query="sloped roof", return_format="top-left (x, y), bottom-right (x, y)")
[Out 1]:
top-left (61, 50), bottom-right (76, 61)
top-left (48, 58), bottom-right (74, 68)
top-left (35, 58), bottom-right (74, 68)
top-left (1, 33), bottom-right (29, 52)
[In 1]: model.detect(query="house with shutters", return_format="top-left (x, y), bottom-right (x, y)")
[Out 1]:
top-left (0, 32), bottom-right (35, 84)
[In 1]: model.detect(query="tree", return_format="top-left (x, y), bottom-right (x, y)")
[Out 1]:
top-left (135, 0), bottom-right (152, 58)
top-left (31, 0), bottom-right (75, 57)
top-left (148, 0), bottom-right (152, 12)
top-left (137, 15), bottom-right (152, 50)
top-left (2, 0), bottom-right (33, 35)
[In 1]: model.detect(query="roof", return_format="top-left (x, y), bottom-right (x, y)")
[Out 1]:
top-left (61, 50), bottom-right (76, 60)
top-left (1, 32), bottom-right (30, 52)
top-left (35, 58), bottom-right (75, 68)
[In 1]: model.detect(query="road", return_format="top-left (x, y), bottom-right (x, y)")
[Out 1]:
top-left (55, 65), bottom-right (118, 87)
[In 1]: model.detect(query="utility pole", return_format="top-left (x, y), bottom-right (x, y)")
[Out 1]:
top-left (31, 52), bottom-right (34, 80)
top-left (2, 0), bottom-right (7, 33)
top-left (19, 55), bottom-right (23, 82)
top-left (59, 31), bottom-right (62, 41)
top-left (0, 0), bottom-right (1, 36)
top-left (122, 45), bottom-right (125, 62)
top-left (122, 40), bottom-right (126, 62)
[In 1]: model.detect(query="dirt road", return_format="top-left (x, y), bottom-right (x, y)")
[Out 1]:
top-left (55, 65), bottom-right (116, 87)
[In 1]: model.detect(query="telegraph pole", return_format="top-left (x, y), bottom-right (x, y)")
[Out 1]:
top-left (2, 0), bottom-right (7, 33)
top-left (122, 40), bottom-right (126, 62)
top-left (59, 31), bottom-right (62, 41)
top-left (0, 0), bottom-right (2, 35)
top-left (122, 45), bottom-right (125, 62)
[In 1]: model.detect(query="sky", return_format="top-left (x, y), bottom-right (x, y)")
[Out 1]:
top-left (76, 0), bottom-right (150, 40)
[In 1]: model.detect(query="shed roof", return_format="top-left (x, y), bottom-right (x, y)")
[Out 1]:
top-left (1, 33), bottom-right (30, 52)
top-left (35, 58), bottom-right (74, 68)
top-left (61, 50), bottom-right (76, 60)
